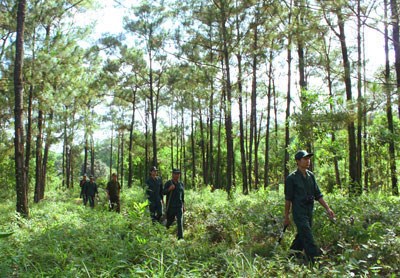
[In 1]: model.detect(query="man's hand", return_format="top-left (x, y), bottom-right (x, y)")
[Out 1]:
top-left (283, 216), bottom-right (290, 227)
top-left (169, 184), bottom-right (175, 191)
top-left (326, 208), bottom-right (335, 220)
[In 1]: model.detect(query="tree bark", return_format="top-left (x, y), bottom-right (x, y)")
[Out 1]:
top-left (264, 48), bottom-right (274, 189)
top-left (218, 0), bottom-right (234, 197)
top-left (336, 8), bottom-right (360, 195)
top-left (128, 93), bottom-right (136, 188)
top-left (34, 110), bottom-right (43, 203)
top-left (386, 0), bottom-right (399, 195)
top-left (390, 0), bottom-right (400, 117)
top-left (284, 0), bottom-right (293, 182)
top-left (236, 51), bottom-right (248, 194)
top-left (14, 0), bottom-right (28, 217)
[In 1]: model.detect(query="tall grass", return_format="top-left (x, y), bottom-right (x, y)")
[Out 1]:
top-left (0, 186), bottom-right (399, 277)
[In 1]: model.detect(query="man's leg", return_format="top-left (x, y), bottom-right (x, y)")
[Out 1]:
top-left (155, 201), bottom-right (162, 221)
top-left (296, 222), bottom-right (320, 263)
top-left (88, 195), bottom-right (95, 208)
top-left (149, 203), bottom-right (157, 222)
top-left (166, 209), bottom-right (176, 229)
top-left (176, 207), bottom-right (183, 239)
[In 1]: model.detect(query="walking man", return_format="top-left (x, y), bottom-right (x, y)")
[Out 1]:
top-left (145, 166), bottom-right (163, 222)
top-left (79, 174), bottom-right (88, 206)
top-left (163, 168), bottom-right (185, 239)
top-left (284, 150), bottom-right (335, 264)
top-left (106, 173), bottom-right (121, 213)
top-left (85, 175), bottom-right (98, 209)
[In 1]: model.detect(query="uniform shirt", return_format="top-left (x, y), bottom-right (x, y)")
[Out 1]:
top-left (163, 180), bottom-right (184, 208)
top-left (106, 180), bottom-right (121, 198)
top-left (145, 176), bottom-right (163, 202)
top-left (84, 181), bottom-right (98, 197)
top-left (285, 169), bottom-right (323, 222)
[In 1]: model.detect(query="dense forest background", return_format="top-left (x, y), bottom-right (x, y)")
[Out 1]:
top-left (1, 0), bottom-right (400, 276)
top-left (2, 0), bottom-right (400, 212)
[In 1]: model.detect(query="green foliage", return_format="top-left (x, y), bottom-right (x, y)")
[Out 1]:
top-left (1, 185), bottom-right (399, 277)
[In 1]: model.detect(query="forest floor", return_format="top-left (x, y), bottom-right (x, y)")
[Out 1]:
top-left (0, 186), bottom-right (399, 277)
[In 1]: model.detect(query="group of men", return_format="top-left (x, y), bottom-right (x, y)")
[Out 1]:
top-left (79, 173), bottom-right (121, 212)
top-left (78, 150), bottom-right (334, 264)
top-left (145, 167), bottom-right (185, 240)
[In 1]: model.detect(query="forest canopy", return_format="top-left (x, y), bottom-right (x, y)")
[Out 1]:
top-left (1, 0), bottom-right (399, 214)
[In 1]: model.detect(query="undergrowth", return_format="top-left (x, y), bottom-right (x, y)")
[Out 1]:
top-left (0, 186), bottom-right (399, 277)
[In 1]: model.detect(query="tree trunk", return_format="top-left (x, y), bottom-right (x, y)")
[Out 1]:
top-left (14, 0), bottom-right (28, 217)
top-left (128, 95), bottom-right (136, 188)
top-left (109, 123), bottom-right (113, 178)
top-left (356, 0), bottom-right (363, 191)
top-left (215, 90), bottom-right (224, 189)
top-left (236, 52), bottom-right (248, 194)
top-left (386, 0), bottom-right (399, 195)
top-left (284, 1), bottom-right (293, 182)
top-left (198, 100), bottom-right (206, 185)
top-left (390, 0), bottom-right (400, 117)
top-left (219, 1), bottom-right (234, 197)
top-left (249, 20), bottom-right (259, 191)
top-left (264, 48), bottom-right (274, 189)
top-left (207, 90), bottom-right (214, 186)
top-left (322, 35), bottom-right (341, 189)
top-left (337, 8), bottom-right (360, 195)
top-left (34, 110), bottom-right (43, 203)
top-left (190, 99), bottom-right (196, 187)
top-left (40, 112), bottom-right (53, 200)
top-left (84, 138), bottom-right (88, 175)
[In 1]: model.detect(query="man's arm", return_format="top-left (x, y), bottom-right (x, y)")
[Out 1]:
top-left (284, 200), bottom-right (291, 227)
top-left (317, 197), bottom-right (335, 219)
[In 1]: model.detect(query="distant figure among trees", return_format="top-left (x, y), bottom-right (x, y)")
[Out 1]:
top-left (145, 166), bottom-right (163, 223)
top-left (106, 173), bottom-right (121, 213)
top-left (163, 168), bottom-right (185, 240)
top-left (284, 150), bottom-right (335, 264)
top-left (79, 174), bottom-right (88, 206)
top-left (84, 175), bottom-right (98, 209)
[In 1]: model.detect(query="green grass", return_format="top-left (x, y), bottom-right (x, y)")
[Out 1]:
top-left (0, 186), bottom-right (399, 277)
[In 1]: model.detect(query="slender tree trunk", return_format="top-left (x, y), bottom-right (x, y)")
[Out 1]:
top-left (110, 123), bottom-right (113, 178)
top-left (40, 112), bottom-right (53, 200)
top-left (170, 106), bottom-right (174, 169)
top-left (190, 99), bottom-right (196, 187)
top-left (356, 0), bottom-right (363, 191)
top-left (236, 52), bottom-right (248, 194)
top-left (250, 15), bottom-right (260, 190)
top-left (390, 0), bottom-right (400, 117)
top-left (208, 89), bottom-right (215, 187)
top-left (323, 35), bottom-right (341, 189)
top-left (215, 91), bottom-right (224, 189)
top-left (264, 48), bottom-right (274, 189)
top-left (145, 100), bottom-right (150, 175)
top-left (385, 0), bottom-right (399, 195)
top-left (25, 30), bottom-right (35, 186)
top-left (84, 137), bottom-right (88, 175)
top-left (284, 0), bottom-right (293, 182)
top-left (128, 95), bottom-right (136, 188)
top-left (117, 128), bottom-right (121, 180)
top-left (337, 8), bottom-right (360, 195)
top-left (219, 1), bottom-right (234, 197)
top-left (198, 101), bottom-right (207, 185)
top-left (34, 110), bottom-right (43, 202)
top-left (14, 0), bottom-right (28, 217)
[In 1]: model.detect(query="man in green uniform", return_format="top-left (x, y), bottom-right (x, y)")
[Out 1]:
top-left (79, 174), bottom-right (88, 206)
top-left (85, 175), bottom-right (98, 209)
top-left (106, 173), bottom-right (121, 213)
top-left (163, 168), bottom-right (185, 239)
top-left (145, 166), bottom-right (163, 222)
top-left (284, 150), bottom-right (335, 264)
